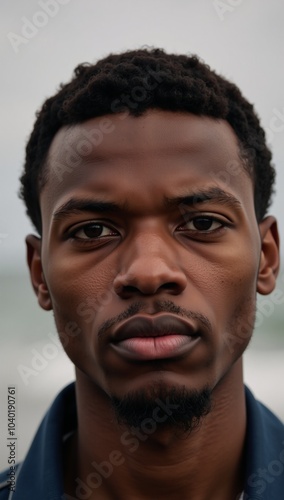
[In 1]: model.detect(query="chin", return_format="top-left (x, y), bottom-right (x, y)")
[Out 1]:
top-left (109, 380), bottom-right (212, 432)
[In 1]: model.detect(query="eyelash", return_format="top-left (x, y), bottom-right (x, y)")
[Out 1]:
top-left (177, 215), bottom-right (229, 234)
top-left (66, 215), bottom-right (230, 246)
top-left (67, 222), bottom-right (119, 244)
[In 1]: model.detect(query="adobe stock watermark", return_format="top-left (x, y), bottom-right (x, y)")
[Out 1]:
top-left (212, 0), bottom-right (246, 21)
top-left (17, 269), bottom-right (120, 385)
top-left (63, 397), bottom-right (179, 500)
top-left (7, 0), bottom-right (72, 54)
top-left (178, 157), bottom-right (243, 220)
top-left (52, 63), bottom-right (168, 183)
top-left (245, 441), bottom-right (284, 497)
top-left (265, 106), bottom-right (284, 145)
top-left (17, 323), bottom-right (80, 385)
top-left (76, 270), bottom-right (118, 325)
top-left (52, 117), bottom-right (115, 183)
top-left (225, 271), bottom-right (284, 354)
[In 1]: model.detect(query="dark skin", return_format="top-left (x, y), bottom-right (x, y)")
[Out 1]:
top-left (26, 111), bottom-right (279, 499)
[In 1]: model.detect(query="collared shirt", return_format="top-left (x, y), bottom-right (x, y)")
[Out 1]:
top-left (0, 383), bottom-right (283, 499)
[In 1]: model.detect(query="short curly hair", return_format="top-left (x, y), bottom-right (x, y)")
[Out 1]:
top-left (19, 48), bottom-right (275, 234)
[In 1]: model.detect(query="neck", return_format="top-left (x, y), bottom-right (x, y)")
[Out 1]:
top-left (64, 361), bottom-right (246, 500)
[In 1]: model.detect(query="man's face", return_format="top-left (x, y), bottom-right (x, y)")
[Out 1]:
top-left (36, 111), bottom-right (266, 401)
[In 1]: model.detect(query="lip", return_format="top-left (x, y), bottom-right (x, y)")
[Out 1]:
top-left (110, 314), bottom-right (200, 361)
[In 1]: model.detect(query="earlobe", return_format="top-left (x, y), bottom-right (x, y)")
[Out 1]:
top-left (25, 234), bottom-right (52, 311)
top-left (257, 216), bottom-right (280, 295)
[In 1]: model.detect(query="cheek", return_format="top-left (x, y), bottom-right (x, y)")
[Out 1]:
top-left (44, 257), bottom-right (117, 373)
top-left (187, 244), bottom-right (259, 335)
top-left (204, 253), bottom-right (259, 363)
top-left (45, 250), bottom-right (115, 321)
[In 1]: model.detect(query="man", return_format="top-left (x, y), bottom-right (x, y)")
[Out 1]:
top-left (0, 48), bottom-right (283, 499)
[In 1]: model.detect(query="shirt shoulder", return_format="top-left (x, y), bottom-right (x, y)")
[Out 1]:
top-left (244, 386), bottom-right (284, 499)
top-left (0, 483), bottom-right (9, 499)
top-left (0, 467), bottom-right (17, 499)
top-left (3, 384), bottom-right (76, 499)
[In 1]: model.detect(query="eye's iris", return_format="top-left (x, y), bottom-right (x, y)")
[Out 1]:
top-left (192, 218), bottom-right (214, 231)
top-left (83, 224), bottom-right (104, 238)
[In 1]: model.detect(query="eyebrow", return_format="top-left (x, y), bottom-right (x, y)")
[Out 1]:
top-left (53, 186), bottom-right (242, 221)
top-left (53, 199), bottom-right (126, 221)
top-left (164, 187), bottom-right (242, 211)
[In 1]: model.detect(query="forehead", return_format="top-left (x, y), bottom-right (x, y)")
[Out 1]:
top-left (42, 110), bottom-right (253, 221)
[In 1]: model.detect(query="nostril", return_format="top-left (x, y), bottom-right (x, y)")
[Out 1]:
top-left (113, 281), bottom-right (140, 297)
top-left (118, 284), bottom-right (155, 297)
top-left (123, 285), bottom-right (140, 293)
top-left (115, 281), bottom-right (184, 298)
top-left (113, 275), bottom-right (138, 295)
top-left (161, 282), bottom-right (178, 289)
top-left (113, 268), bottom-right (187, 297)
top-left (160, 282), bottom-right (183, 294)
top-left (115, 284), bottom-right (146, 300)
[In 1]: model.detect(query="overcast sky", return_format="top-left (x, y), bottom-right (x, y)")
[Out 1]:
top-left (1, 0), bottom-right (284, 272)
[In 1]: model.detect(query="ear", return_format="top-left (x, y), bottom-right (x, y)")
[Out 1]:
top-left (257, 216), bottom-right (280, 295)
top-left (26, 234), bottom-right (52, 311)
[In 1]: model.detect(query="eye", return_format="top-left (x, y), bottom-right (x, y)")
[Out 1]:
top-left (177, 214), bottom-right (229, 236)
top-left (185, 217), bottom-right (224, 232)
top-left (70, 223), bottom-right (118, 241)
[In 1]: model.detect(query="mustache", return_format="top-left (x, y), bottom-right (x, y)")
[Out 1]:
top-left (97, 300), bottom-right (212, 338)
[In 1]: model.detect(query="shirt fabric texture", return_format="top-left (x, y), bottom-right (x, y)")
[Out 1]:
top-left (0, 383), bottom-right (283, 499)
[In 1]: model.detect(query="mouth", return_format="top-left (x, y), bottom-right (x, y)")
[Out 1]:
top-left (110, 314), bottom-right (201, 361)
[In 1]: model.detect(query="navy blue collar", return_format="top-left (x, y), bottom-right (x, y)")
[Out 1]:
top-left (243, 387), bottom-right (284, 498)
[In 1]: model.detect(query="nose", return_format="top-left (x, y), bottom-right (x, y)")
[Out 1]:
top-left (113, 232), bottom-right (187, 298)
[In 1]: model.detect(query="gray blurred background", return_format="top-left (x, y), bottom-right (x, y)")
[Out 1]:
top-left (1, 0), bottom-right (284, 469)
